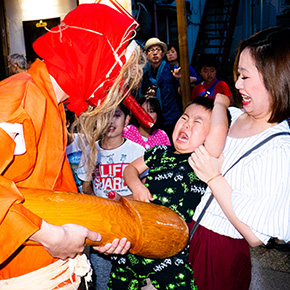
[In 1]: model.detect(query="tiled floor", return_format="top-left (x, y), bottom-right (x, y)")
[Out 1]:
top-left (250, 242), bottom-right (290, 290)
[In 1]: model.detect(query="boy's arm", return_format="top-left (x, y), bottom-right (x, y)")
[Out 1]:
top-left (124, 156), bottom-right (153, 202)
top-left (203, 93), bottom-right (230, 158)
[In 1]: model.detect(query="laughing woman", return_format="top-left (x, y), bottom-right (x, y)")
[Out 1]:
top-left (188, 26), bottom-right (290, 290)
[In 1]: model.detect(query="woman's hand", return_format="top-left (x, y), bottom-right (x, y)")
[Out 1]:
top-left (188, 145), bottom-right (224, 183)
top-left (171, 66), bottom-right (182, 79)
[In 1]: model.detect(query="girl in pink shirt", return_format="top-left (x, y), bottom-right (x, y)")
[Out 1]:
top-left (123, 96), bottom-right (170, 150)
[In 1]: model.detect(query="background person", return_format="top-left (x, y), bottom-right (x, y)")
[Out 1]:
top-left (140, 37), bottom-right (181, 140)
top-left (191, 54), bottom-right (234, 105)
top-left (7, 53), bottom-right (27, 75)
top-left (123, 95), bottom-right (170, 150)
top-left (65, 108), bottom-right (83, 193)
top-left (166, 43), bottom-right (199, 88)
top-left (79, 103), bottom-right (145, 198)
top-left (188, 26), bottom-right (290, 290)
top-left (78, 103), bottom-right (144, 290)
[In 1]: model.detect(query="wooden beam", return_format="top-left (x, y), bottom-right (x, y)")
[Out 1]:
top-left (176, 0), bottom-right (191, 109)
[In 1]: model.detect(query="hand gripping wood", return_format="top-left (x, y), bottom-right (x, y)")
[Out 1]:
top-left (20, 188), bottom-right (189, 259)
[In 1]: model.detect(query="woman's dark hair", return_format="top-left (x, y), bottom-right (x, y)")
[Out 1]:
top-left (186, 97), bottom-right (231, 128)
top-left (233, 26), bottom-right (290, 123)
top-left (130, 96), bottom-right (163, 131)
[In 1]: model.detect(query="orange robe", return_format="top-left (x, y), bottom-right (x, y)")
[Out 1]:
top-left (0, 59), bottom-right (77, 279)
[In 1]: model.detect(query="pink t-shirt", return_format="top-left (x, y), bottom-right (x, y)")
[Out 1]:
top-left (123, 125), bottom-right (171, 150)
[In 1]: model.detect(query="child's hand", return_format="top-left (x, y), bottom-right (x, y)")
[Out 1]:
top-left (93, 237), bottom-right (131, 255)
top-left (132, 183), bottom-right (154, 203)
top-left (214, 93), bottom-right (230, 108)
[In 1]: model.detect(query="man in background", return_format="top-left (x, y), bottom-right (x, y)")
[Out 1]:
top-left (140, 37), bottom-right (181, 140)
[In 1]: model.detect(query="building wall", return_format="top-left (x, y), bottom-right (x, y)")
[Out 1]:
top-left (79, 0), bottom-right (132, 13)
top-left (187, 0), bottom-right (282, 63)
top-left (5, 0), bottom-right (287, 65)
top-left (5, 0), bottom-right (134, 58)
top-left (5, 0), bottom-right (77, 56)
top-left (4, 0), bottom-right (204, 64)
top-left (187, 0), bottom-right (205, 63)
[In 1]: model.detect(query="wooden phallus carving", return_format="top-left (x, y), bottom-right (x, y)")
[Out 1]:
top-left (20, 187), bottom-right (189, 259)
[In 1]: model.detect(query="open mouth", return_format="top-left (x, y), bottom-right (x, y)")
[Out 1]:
top-left (177, 132), bottom-right (189, 143)
top-left (241, 94), bottom-right (251, 105)
top-left (107, 126), bottom-right (115, 132)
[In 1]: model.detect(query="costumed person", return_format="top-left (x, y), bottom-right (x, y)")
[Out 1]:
top-left (0, 2), bottom-right (146, 289)
top-left (188, 26), bottom-right (290, 290)
top-left (109, 95), bottom-right (231, 289)
top-left (123, 95), bottom-right (171, 150)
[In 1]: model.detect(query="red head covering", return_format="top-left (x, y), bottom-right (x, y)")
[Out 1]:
top-left (33, 2), bottom-right (139, 115)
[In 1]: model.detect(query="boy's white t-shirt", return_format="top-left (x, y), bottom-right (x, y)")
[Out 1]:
top-left (78, 139), bottom-right (144, 198)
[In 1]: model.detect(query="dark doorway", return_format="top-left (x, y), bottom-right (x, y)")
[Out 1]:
top-left (23, 17), bottom-right (60, 64)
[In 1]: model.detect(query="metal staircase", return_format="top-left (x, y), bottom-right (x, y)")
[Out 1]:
top-left (191, 0), bottom-right (240, 65)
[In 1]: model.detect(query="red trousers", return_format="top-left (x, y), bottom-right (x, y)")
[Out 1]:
top-left (188, 221), bottom-right (251, 290)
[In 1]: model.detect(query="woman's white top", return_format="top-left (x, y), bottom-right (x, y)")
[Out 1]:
top-left (193, 107), bottom-right (290, 244)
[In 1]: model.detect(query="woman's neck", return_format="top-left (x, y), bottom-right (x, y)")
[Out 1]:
top-left (228, 112), bottom-right (278, 138)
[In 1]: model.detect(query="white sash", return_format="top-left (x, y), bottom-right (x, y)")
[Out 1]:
top-left (0, 254), bottom-right (92, 290)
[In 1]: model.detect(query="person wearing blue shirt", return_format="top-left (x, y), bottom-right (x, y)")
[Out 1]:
top-left (140, 38), bottom-right (181, 140)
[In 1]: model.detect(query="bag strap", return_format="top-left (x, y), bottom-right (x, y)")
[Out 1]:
top-left (201, 79), bottom-right (219, 97)
top-left (189, 131), bottom-right (290, 241)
